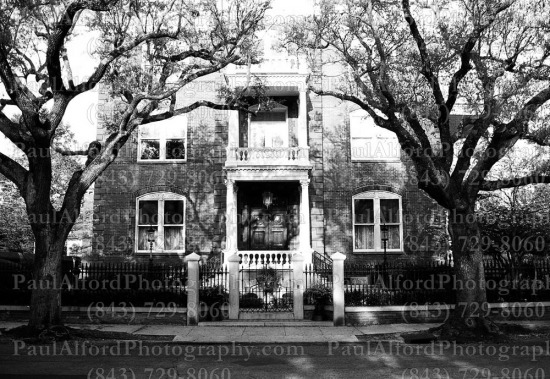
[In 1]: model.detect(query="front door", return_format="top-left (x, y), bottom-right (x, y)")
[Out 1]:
top-left (249, 207), bottom-right (288, 250)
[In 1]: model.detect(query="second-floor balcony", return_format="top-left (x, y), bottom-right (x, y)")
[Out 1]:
top-left (226, 147), bottom-right (310, 167)
top-left (225, 91), bottom-right (311, 169)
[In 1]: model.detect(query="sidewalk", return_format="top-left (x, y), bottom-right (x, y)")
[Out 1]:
top-left (1, 321), bottom-right (548, 343)
top-left (0, 321), bottom-right (439, 343)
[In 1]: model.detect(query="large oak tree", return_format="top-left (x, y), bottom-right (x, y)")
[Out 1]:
top-left (283, 0), bottom-right (550, 335)
top-left (0, 0), bottom-right (269, 330)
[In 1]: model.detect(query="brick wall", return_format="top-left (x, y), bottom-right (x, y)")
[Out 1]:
top-left (319, 54), bottom-right (448, 262)
top-left (92, 76), bottom-right (228, 263)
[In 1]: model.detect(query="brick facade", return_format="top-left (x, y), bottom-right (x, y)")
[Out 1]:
top-left (92, 70), bottom-right (449, 263)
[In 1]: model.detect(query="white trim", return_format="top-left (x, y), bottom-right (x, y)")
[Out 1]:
top-left (135, 192), bottom-right (186, 254)
top-left (352, 190), bottom-right (403, 253)
top-left (137, 115), bottom-right (188, 163)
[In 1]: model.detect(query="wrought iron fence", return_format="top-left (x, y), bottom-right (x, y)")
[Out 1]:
top-left (303, 251), bottom-right (333, 305)
top-left (199, 258), bottom-right (227, 290)
top-left (344, 258), bottom-right (550, 305)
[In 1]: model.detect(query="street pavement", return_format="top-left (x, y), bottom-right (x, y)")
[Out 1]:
top-left (1, 339), bottom-right (550, 378)
top-left (1, 321), bottom-right (550, 378)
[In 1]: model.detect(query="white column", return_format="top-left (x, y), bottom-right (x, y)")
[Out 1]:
top-left (224, 179), bottom-right (238, 263)
top-left (331, 252), bottom-right (346, 326)
top-left (185, 252), bottom-right (201, 325)
top-left (298, 91), bottom-right (308, 148)
top-left (226, 110), bottom-right (239, 166)
top-left (299, 178), bottom-right (312, 263)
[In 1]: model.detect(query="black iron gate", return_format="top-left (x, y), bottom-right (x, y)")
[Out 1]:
top-left (239, 261), bottom-right (293, 312)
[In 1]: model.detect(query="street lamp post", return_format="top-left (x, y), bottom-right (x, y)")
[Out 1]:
top-left (147, 225), bottom-right (155, 273)
top-left (381, 223), bottom-right (388, 266)
top-left (381, 223), bottom-right (388, 287)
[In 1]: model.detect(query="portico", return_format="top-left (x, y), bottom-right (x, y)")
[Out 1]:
top-left (223, 170), bottom-right (312, 265)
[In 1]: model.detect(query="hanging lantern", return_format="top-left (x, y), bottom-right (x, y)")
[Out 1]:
top-left (262, 191), bottom-right (273, 209)
top-left (381, 223), bottom-right (388, 243)
top-left (147, 225), bottom-right (156, 243)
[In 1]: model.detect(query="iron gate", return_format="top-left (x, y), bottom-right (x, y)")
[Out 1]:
top-left (239, 261), bottom-right (293, 312)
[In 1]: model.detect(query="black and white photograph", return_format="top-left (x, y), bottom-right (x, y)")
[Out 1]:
top-left (0, 0), bottom-right (550, 377)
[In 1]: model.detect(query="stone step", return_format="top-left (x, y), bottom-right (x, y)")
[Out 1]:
top-left (199, 320), bottom-right (333, 327)
top-left (238, 311), bottom-right (295, 320)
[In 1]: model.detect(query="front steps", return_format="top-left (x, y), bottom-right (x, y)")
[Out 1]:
top-left (238, 311), bottom-right (295, 320)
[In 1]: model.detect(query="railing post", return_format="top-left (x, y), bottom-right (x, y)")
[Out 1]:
top-left (228, 254), bottom-right (241, 320)
top-left (185, 253), bottom-right (201, 326)
top-left (292, 253), bottom-right (305, 320)
top-left (331, 252), bottom-right (346, 326)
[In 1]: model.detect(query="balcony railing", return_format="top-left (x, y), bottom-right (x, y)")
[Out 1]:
top-left (225, 147), bottom-right (310, 167)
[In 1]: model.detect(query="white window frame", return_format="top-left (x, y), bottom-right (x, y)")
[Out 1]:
top-left (135, 192), bottom-right (186, 254)
top-left (352, 190), bottom-right (403, 253)
top-left (137, 115), bottom-right (187, 163)
top-left (247, 103), bottom-right (289, 148)
top-left (350, 109), bottom-right (400, 162)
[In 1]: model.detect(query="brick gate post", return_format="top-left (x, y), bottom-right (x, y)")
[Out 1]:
top-left (185, 253), bottom-right (201, 326)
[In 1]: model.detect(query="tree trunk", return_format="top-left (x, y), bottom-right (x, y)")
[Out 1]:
top-left (28, 233), bottom-right (65, 330)
top-left (443, 208), bottom-right (497, 336)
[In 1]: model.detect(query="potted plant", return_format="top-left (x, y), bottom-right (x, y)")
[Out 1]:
top-left (304, 283), bottom-right (332, 321)
top-left (199, 285), bottom-right (228, 321)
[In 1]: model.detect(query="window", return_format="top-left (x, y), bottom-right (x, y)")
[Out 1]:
top-left (248, 103), bottom-right (288, 148)
top-left (138, 115), bottom-right (187, 161)
top-left (353, 191), bottom-right (402, 252)
top-left (136, 192), bottom-right (185, 253)
top-left (350, 109), bottom-right (400, 161)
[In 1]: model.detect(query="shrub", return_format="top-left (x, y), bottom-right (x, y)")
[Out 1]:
top-left (240, 292), bottom-right (263, 308)
top-left (304, 283), bottom-right (332, 317)
top-left (199, 285), bottom-right (228, 306)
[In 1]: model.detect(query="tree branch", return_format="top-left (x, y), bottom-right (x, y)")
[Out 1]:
top-left (0, 151), bottom-right (28, 190)
top-left (53, 147), bottom-right (88, 156)
top-left (446, 1), bottom-right (513, 112)
top-left (142, 100), bottom-right (251, 125)
top-left (0, 99), bottom-right (16, 106)
top-left (73, 30), bottom-right (180, 94)
top-left (481, 174), bottom-right (550, 191)
top-left (46, 0), bottom-right (117, 92)
top-left (0, 113), bottom-right (33, 149)
top-left (309, 86), bottom-right (391, 128)
top-left (401, 0), bottom-right (452, 167)
top-left (401, 0), bottom-right (445, 106)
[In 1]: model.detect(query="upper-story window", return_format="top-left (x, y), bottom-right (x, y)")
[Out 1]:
top-left (136, 192), bottom-right (185, 253)
top-left (350, 109), bottom-right (400, 161)
top-left (353, 191), bottom-right (402, 252)
top-left (248, 103), bottom-right (288, 148)
top-left (138, 115), bottom-right (187, 162)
